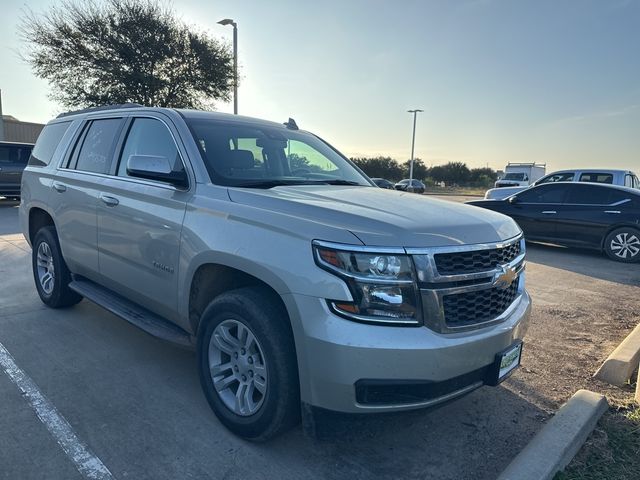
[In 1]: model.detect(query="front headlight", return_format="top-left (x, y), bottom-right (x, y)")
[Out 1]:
top-left (312, 241), bottom-right (421, 325)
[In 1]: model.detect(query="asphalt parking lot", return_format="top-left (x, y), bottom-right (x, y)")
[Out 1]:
top-left (1, 196), bottom-right (638, 480)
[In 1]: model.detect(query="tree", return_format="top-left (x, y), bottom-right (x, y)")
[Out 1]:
top-left (469, 167), bottom-right (497, 187)
top-left (351, 156), bottom-right (403, 180)
top-left (439, 162), bottom-right (471, 185)
top-left (401, 158), bottom-right (428, 181)
top-left (20, 0), bottom-right (234, 109)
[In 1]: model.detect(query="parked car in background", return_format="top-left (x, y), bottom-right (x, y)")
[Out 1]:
top-left (485, 169), bottom-right (640, 200)
top-left (494, 162), bottom-right (546, 188)
top-left (468, 182), bottom-right (640, 262)
top-left (394, 178), bottom-right (426, 193)
top-left (0, 141), bottom-right (34, 200)
top-left (20, 105), bottom-right (531, 441)
top-left (371, 177), bottom-right (395, 189)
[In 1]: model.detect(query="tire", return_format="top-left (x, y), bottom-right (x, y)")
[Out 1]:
top-left (32, 226), bottom-right (83, 308)
top-left (604, 227), bottom-right (640, 263)
top-left (197, 287), bottom-right (300, 441)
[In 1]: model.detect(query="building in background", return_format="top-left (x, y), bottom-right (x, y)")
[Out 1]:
top-left (0, 90), bottom-right (45, 143)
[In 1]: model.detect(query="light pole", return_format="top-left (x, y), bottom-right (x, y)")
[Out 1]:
top-left (407, 109), bottom-right (423, 190)
top-left (218, 18), bottom-right (238, 114)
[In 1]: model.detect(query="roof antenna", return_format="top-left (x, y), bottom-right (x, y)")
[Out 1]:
top-left (284, 117), bottom-right (299, 130)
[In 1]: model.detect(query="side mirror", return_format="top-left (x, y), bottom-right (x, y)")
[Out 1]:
top-left (508, 196), bottom-right (518, 204)
top-left (127, 154), bottom-right (188, 188)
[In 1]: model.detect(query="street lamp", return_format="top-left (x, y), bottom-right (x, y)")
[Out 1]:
top-left (407, 109), bottom-right (423, 190)
top-left (218, 18), bottom-right (238, 114)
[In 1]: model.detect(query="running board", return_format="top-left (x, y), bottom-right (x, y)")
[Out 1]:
top-left (69, 278), bottom-right (193, 348)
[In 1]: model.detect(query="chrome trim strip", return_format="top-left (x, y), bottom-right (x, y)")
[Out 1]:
top-left (312, 239), bottom-right (406, 255)
top-left (329, 302), bottom-right (420, 325)
top-left (405, 233), bottom-right (523, 255)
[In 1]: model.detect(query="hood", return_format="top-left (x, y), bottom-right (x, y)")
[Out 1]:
top-left (486, 186), bottom-right (527, 200)
top-left (228, 185), bottom-right (520, 248)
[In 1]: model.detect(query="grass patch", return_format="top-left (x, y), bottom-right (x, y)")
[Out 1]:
top-left (555, 405), bottom-right (640, 480)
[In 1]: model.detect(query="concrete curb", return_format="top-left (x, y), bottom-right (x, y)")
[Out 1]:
top-left (497, 389), bottom-right (608, 480)
top-left (594, 323), bottom-right (640, 386)
top-left (636, 368), bottom-right (640, 405)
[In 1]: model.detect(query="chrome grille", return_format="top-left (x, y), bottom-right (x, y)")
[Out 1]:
top-left (434, 242), bottom-right (521, 275)
top-left (442, 278), bottom-right (520, 328)
top-left (409, 236), bottom-right (525, 333)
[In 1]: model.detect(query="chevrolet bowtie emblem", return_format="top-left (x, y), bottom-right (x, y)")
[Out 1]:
top-left (493, 265), bottom-right (517, 290)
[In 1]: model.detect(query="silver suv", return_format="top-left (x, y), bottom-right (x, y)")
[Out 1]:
top-left (20, 105), bottom-right (531, 440)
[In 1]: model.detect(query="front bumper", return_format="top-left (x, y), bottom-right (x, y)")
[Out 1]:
top-left (283, 289), bottom-right (531, 413)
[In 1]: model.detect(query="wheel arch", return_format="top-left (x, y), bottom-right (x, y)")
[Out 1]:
top-left (28, 206), bottom-right (56, 245)
top-left (186, 258), bottom-right (291, 336)
top-left (600, 223), bottom-right (640, 250)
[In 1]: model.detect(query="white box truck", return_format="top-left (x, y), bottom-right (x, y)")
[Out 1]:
top-left (495, 163), bottom-right (546, 188)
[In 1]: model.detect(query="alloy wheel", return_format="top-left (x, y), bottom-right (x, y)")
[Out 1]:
top-left (36, 241), bottom-right (55, 295)
top-left (610, 232), bottom-right (640, 260)
top-left (208, 319), bottom-right (268, 416)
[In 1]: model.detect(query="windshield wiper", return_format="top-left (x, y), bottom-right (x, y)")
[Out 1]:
top-left (231, 179), bottom-right (364, 189)
top-left (317, 179), bottom-right (362, 186)
top-left (231, 179), bottom-right (319, 189)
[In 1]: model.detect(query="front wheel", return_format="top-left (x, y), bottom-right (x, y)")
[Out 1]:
top-left (604, 227), bottom-right (640, 263)
top-left (197, 287), bottom-right (300, 441)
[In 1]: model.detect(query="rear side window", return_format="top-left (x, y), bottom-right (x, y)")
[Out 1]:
top-left (565, 184), bottom-right (631, 205)
top-left (516, 184), bottom-right (566, 204)
top-left (117, 118), bottom-right (183, 178)
top-left (28, 122), bottom-right (70, 167)
top-left (74, 119), bottom-right (122, 174)
top-left (579, 172), bottom-right (614, 184)
top-left (0, 144), bottom-right (32, 165)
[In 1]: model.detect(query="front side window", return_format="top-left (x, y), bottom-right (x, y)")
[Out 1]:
top-left (186, 119), bottom-right (371, 188)
top-left (117, 118), bottom-right (183, 178)
top-left (579, 172), bottom-right (614, 184)
top-left (536, 172), bottom-right (575, 184)
top-left (515, 184), bottom-right (566, 204)
top-left (74, 119), bottom-right (122, 174)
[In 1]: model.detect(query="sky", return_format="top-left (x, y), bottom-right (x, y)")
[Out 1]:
top-left (1, 0), bottom-right (639, 171)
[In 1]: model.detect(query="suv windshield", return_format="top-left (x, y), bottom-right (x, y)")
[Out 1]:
top-left (186, 120), bottom-right (372, 188)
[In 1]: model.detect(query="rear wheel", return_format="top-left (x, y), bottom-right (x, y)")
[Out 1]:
top-left (604, 227), bottom-right (640, 263)
top-left (32, 226), bottom-right (83, 307)
top-left (197, 287), bottom-right (300, 441)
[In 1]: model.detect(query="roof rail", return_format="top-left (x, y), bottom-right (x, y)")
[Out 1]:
top-left (56, 103), bottom-right (144, 119)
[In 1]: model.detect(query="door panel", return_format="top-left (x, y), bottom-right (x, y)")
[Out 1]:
top-left (97, 178), bottom-right (188, 320)
top-left (506, 203), bottom-right (561, 240)
top-left (552, 205), bottom-right (610, 248)
top-left (49, 170), bottom-right (103, 278)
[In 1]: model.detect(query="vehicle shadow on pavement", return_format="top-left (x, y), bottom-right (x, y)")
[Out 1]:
top-left (0, 199), bottom-right (21, 236)
top-left (0, 296), bottom-right (547, 480)
top-left (264, 383), bottom-right (546, 480)
top-left (525, 242), bottom-right (640, 287)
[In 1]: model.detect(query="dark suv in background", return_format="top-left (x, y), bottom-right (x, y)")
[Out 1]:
top-left (0, 141), bottom-right (34, 200)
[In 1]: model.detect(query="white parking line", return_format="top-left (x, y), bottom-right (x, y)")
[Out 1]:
top-left (0, 342), bottom-right (114, 480)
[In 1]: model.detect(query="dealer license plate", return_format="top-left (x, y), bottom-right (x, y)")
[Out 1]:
top-left (497, 342), bottom-right (523, 382)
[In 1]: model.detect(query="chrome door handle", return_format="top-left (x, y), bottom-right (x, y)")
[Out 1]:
top-left (100, 194), bottom-right (119, 207)
top-left (541, 211), bottom-right (556, 214)
top-left (604, 210), bottom-right (621, 214)
top-left (52, 182), bottom-right (67, 193)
